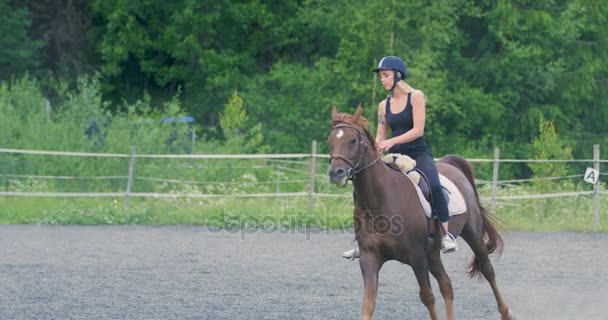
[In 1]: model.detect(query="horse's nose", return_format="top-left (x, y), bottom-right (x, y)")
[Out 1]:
top-left (329, 165), bottom-right (350, 186)
top-left (329, 167), bottom-right (346, 179)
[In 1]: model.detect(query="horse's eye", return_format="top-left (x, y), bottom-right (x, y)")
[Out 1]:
top-left (349, 138), bottom-right (357, 144)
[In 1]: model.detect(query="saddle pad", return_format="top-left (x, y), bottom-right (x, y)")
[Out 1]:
top-left (414, 174), bottom-right (467, 218)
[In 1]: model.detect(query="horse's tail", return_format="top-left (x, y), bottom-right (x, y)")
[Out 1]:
top-left (440, 155), bottom-right (504, 278)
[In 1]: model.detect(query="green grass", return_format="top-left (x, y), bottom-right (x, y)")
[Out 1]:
top-left (1, 190), bottom-right (606, 232)
top-left (0, 196), bottom-right (354, 229)
top-left (479, 183), bottom-right (607, 232)
top-left (492, 197), bottom-right (605, 232)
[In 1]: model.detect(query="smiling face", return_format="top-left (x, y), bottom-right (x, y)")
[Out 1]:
top-left (378, 69), bottom-right (395, 90)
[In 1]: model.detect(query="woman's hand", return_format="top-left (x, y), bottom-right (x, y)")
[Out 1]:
top-left (377, 139), bottom-right (395, 153)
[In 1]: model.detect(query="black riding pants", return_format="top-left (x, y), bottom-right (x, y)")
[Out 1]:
top-left (404, 149), bottom-right (449, 222)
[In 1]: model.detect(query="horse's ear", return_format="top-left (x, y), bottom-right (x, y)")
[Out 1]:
top-left (353, 104), bottom-right (363, 122)
top-left (331, 105), bottom-right (338, 121)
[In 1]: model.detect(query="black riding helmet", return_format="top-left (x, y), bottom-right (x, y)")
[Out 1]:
top-left (372, 56), bottom-right (408, 95)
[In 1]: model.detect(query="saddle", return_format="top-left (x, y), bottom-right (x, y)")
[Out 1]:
top-left (382, 153), bottom-right (468, 246)
top-left (381, 154), bottom-right (450, 207)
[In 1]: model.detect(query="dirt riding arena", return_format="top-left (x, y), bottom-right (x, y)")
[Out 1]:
top-left (0, 225), bottom-right (606, 319)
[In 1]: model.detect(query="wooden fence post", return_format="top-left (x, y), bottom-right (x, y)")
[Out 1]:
top-left (274, 163), bottom-right (280, 195)
top-left (593, 144), bottom-right (600, 229)
top-left (491, 148), bottom-right (500, 213)
top-left (308, 140), bottom-right (317, 213)
top-left (125, 146), bottom-right (136, 209)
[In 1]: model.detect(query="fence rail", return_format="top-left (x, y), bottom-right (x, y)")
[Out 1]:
top-left (0, 144), bottom-right (603, 227)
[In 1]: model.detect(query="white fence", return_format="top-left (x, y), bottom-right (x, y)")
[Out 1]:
top-left (0, 143), bottom-right (605, 227)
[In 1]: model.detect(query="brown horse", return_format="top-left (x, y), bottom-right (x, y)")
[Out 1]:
top-left (327, 106), bottom-right (512, 320)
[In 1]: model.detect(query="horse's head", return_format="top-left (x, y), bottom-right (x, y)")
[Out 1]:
top-left (327, 105), bottom-right (378, 187)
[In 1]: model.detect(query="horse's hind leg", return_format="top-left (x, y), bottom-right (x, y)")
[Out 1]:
top-left (410, 250), bottom-right (438, 320)
top-left (461, 229), bottom-right (512, 320)
top-left (427, 249), bottom-right (455, 320)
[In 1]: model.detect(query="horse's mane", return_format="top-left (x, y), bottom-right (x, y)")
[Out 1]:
top-left (332, 111), bottom-right (378, 152)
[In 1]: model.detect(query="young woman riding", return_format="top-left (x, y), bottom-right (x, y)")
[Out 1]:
top-left (342, 56), bottom-right (458, 259)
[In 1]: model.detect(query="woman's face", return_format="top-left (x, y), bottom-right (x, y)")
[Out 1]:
top-left (378, 70), bottom-right (394, 90)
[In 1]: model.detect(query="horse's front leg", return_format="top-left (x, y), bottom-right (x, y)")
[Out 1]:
top-left (427, 248), bottom-right (454, 320)
top-left (359, 254), bottom-right (382, 320)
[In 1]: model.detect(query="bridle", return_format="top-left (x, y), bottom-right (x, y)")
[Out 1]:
top-left (329, 122), bottom-right (381, 180)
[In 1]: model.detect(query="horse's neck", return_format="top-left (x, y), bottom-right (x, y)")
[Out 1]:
top-left (352, 160), bottom-right (394, 210)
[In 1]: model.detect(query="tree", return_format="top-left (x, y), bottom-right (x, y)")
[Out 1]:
top-left (0, 0), bottom-right (42, 79)
top-left (91, 0), bottom-right (336, 126)
top-left (15, 0), bottom-right (95, 77)
top-left (447, 0), bottom-right (608, 159)
top-left (1, 0), bottom-right (606, 171)
top-left (219, 92), bottom-right (267, 153)
top-left (529, 118), bottom-right (573, 179)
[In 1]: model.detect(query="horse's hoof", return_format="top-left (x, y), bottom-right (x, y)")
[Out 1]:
top-left (501, 308), bottom-right (513, 320)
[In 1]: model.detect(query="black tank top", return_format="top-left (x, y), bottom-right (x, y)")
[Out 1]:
top-left (385, 93), bottom-right (429, 155)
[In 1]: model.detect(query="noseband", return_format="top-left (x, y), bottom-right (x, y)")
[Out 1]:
top-left (329, 123), bottom-right (380, 180)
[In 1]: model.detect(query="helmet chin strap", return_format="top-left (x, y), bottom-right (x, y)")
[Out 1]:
top-left (389, 71), bottom-right (399, 97)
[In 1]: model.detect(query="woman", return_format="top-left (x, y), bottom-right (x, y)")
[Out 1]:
top-left (342, 56), bottom-right (457, 259)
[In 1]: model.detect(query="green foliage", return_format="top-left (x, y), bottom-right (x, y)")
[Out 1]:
top-left (0, 0), bottom-right (607, 177)
top-left (90, 0), bottom-right (336, 122)
top-left (448, 0), bottom-right (608, 160)
top-left (219, 92), bottom-right (268, 153)
top-left (4, 0), bottom-right (608, 231)
top-left (0, 75), bottom-right (209, 194)
top-left (478, 182), bottom-right (603, 231)
top-left (0, 0), bottom-right (42, 78)
top-left (529, 118), bottom-right (573, 179)
top-left (244, 62), bottom-right (340, 152)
